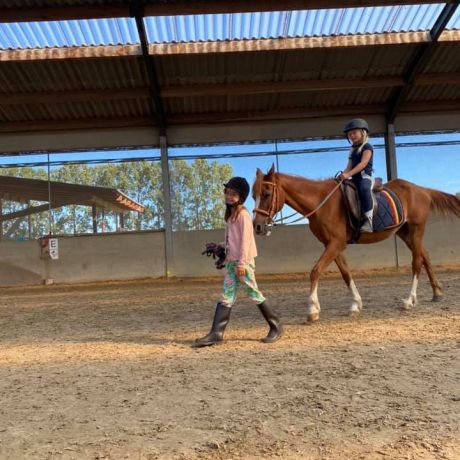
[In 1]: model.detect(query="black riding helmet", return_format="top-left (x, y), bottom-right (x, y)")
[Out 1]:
top-left (224, 177), bottom-right (250, 204)
top-left (343, 118), bottom-right (369, 135)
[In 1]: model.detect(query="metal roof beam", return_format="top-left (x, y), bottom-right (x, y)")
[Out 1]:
top-left (386, 2), bottom-right (460, 123)
top-left (0, 100), bottom-right (458, 134)
top-left (0, 114), bottom-right (458, 153)
top-left (0, 1), bottom-right (451, 23)
top-left (1, 73), bottom-right (458, 104)
top-left (131, 0), bottom-right (167, 136)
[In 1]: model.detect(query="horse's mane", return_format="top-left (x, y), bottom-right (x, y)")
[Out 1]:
top-left (253, 171), bottom-right (335, 197)
top-left (278, 172), bottom-right (336, 182)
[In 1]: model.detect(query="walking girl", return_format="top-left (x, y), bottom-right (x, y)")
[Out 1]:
top-left (194, 176), bottom-right (283, 347)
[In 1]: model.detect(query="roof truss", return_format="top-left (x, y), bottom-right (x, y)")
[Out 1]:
top-left (131, 0), bottom-right (167, 135)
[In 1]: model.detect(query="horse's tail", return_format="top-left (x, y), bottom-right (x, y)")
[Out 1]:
top-left (428, 188), bottom-right (460, 218)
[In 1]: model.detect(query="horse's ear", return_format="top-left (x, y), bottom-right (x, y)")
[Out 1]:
top-left (256, 168), bottom-right (263, 177)
top-left (268, 164), bottom-right (275, 176)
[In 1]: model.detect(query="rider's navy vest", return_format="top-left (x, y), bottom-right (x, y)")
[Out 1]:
top-left (349, 142), bottom-right (373, 177)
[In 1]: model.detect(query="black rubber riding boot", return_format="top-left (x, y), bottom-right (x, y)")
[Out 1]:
top-left (257, 301), bottom-right (283, 343)
top-left (194, 303), bottom-right (231, 347)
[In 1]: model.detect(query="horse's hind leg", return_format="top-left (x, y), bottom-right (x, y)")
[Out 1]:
top-left (335, 253), bottom-right (362, 316)
top-left (396, 224), bottom-right (443, 303)
top-left (420, 247), bottom-right (443, 301)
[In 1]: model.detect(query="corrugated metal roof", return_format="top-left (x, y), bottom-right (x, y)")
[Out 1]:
top-left (0, 98), bottom-right (151, 122)
top-left (1, 4), bottom-right (460, 50)
top-left (447, 5), bottom-right (460, 29)
top-left (155, 44), bottom-right (419, 86)
top-left (422, 42), bottom-right (460, 72)
top-left (408, 83), bottom-right (460, 101)
top-left (0, 57), bottom-right (147, 92)
top-left (0, 18), bottom-right (138, 48)
top-left (162, 86), bottom-right (395, 116)
top-left (144, 5), bottom-right (458, 43)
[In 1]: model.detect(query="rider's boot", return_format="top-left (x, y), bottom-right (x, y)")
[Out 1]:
top-left (194, 302), bottom-right (231, 347)
top-left (360, 210), bottom-right (373, 233)
top-left (257, 301), bottom-right (283, 343)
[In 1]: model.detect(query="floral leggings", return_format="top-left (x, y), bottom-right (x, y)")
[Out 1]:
top-left (220, 260), bottom-right (265, 307)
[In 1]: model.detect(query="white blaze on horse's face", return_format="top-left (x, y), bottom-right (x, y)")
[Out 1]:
top-left (253, 194), bottom-right (265, 235)
top-left (254, 195), bottom-right (261, 214)
top-left (253, 182), bottom-right (274, 236)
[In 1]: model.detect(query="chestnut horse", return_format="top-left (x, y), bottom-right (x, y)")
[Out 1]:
top-left (253, 165), bottom-right (460, 321)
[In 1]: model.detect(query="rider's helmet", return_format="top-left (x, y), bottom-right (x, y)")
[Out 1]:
top-left (224, 177), bottom-right (250, 204)
top-left (343, 118), bottom-right (369, 135)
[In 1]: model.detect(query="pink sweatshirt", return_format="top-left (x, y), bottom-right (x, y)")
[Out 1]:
top-left (225, 207), bottom-right (258, 267)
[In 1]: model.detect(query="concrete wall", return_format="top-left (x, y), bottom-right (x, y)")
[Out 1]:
top-left (172, 225), bottom-right (398, 277)
top-left (0, 217), bottom-right (459, 286)
top-left (0, 231), bottom-right (165, 286)
top-left (397, 216), bottom-right (460, 267)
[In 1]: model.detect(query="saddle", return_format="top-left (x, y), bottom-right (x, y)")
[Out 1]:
top-left (340, 179), bottom-right (405, 243)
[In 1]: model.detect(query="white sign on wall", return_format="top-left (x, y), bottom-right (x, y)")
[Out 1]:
top-left (48, 238), bottom-right (59, 260)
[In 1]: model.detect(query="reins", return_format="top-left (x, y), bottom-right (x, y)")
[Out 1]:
top-left (253, 176), bottom-right (344, 226)
top-left (304, 179), bottom-right (344, 218)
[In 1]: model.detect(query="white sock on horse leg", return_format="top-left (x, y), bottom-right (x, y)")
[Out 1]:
top-left (349, 280), bottom-right (363, 313)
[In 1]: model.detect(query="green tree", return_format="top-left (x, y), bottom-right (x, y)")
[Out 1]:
top-left (0, 159), bottom-right (233, 238)
top-left (170, 159), bottom-right (232, 230)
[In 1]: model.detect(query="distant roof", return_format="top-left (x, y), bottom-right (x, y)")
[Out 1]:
top-left (0, 0), bottom-right (459, 152)
top-left (0, 175), bottom-right (145, 220)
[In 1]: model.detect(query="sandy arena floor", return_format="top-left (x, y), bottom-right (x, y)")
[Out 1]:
top-left (0, 268), bottom-right (459, 460)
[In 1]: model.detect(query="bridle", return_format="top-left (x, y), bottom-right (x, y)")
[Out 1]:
top-left (253, 180), bottom-right (280, 233)
top-left (253, 176), bottom-right (344, 231)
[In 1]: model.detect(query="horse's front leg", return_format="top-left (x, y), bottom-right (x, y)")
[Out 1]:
top-left (308, 243), bottom-right (342, 322)
top-left (335, 253), bottom-right (362, 316)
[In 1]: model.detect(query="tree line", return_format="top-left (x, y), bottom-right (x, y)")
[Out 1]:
top-left (0, 159), bottom-right (233, 239)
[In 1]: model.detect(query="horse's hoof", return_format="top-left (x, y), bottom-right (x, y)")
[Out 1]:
top-left (349, 302), bottom-right (362, 316)
top-left (400, 302), bottom-right (412, 311)
top-left (307, 313), bottom-right (320, 322)
top-left (432, 293), bottom-right (443, 302)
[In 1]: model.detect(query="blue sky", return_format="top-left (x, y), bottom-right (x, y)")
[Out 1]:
top-left (3, 132), bottom-right (460, 196)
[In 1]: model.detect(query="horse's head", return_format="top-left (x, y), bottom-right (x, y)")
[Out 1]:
top-left (252, 164), bottom-right (284, 236)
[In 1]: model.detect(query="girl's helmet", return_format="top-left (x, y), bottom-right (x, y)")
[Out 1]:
top-left (343, 118), bottom-right (369, 134)
top-left (224, 177), bottom-right (250, 204)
